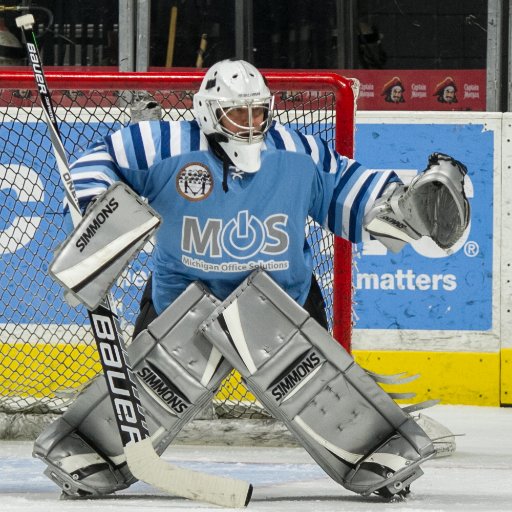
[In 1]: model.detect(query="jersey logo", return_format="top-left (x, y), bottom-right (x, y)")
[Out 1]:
top-left (176, 162), bottom-right (213, 201)
top-left (182, 210), bottom-right (289, 259)
top-left (181, 211), bottom-right (290, 273)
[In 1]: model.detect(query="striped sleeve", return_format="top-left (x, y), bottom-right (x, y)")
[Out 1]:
top-left (269, 125), bottom-right (337, 174)
top-left (65, 142), bottom-right (120, 214)
top-left (327, 160), bottom-right (401, 243)
top-left (266, 123), bottom-right (319, 157)
top-left (64, 120), bottom-right (202, 214)
top-left (266, 125), bottom-right (403, 244)
top-left (104, 119), bottom-right (203, 171)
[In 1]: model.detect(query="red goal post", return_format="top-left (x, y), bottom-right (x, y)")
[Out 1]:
top-left (0, 69), bottom-right (356, 419)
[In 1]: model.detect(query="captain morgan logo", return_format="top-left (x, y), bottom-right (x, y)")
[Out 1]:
top-left (176, 162), bottom-right (213, 201)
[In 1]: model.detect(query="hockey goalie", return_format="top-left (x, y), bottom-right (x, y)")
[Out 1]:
top-left (37, 59), bottom-right (470, 500)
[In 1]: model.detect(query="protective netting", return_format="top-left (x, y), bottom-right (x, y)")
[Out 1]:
top-left (0, 72), bottom-right (353, 419)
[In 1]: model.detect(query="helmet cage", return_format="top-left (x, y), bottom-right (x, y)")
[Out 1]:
top-left (208, 96), bottom-right (275, 144)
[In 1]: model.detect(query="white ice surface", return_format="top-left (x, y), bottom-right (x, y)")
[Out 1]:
top-left (1, 405), bottom-right (511, 512)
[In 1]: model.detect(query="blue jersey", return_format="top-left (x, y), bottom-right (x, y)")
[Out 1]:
top-left (66, 120), bottom-right (399, 314)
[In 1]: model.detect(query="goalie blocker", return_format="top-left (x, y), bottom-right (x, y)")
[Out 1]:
top-left (50, 182), bottom-right (161, 310)
top-left (200, 269), bottom-right (436, 498)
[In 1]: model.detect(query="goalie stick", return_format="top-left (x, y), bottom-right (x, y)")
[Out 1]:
top-left (15, 13), bottom-right (252, 508)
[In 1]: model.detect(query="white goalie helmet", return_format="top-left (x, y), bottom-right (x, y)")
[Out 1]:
top-left (193, 59), bottom-right (274, 173)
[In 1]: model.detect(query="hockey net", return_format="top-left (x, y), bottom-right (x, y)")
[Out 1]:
top-left (0, 70), bottom-right (355, 431)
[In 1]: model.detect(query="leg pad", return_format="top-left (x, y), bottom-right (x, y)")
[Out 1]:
top-left (200, 269), bottom-right (435, 497)
top-left (34, 282), bottom-right (231, 496)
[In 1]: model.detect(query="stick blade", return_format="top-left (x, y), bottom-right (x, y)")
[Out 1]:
top-left (124, 438), bottom-right (252, 507)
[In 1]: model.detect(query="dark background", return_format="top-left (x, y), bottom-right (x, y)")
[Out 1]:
top-left (0, 1), bottom-right (489, 69)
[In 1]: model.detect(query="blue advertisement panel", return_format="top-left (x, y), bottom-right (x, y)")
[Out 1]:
top-left (354, 122), bottom-right (493, 331)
